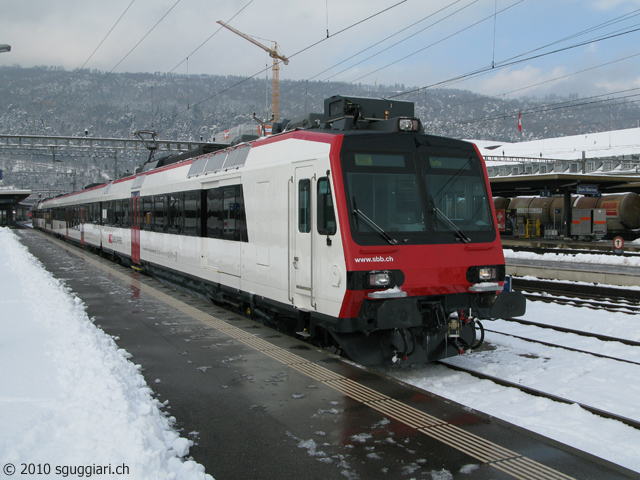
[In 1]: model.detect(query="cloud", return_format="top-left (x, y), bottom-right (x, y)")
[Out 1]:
top-left (2, 0), bottom-right (640, 101)
top-left (472, 65), bottom-right (573, 98)
top-left (595, 76), bottom-right (640, 92)
top-left (590, 0), bottom-right (640, 10)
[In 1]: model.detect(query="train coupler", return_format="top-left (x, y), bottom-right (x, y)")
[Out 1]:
top-left (448, 312), bottom-right (461, 338)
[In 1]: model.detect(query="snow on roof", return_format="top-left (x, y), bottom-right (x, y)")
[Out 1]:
top-left (469, 127), bottom-right (640, 164)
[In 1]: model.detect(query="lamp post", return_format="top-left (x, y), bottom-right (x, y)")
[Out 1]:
top-left (0, 44), bottom-right (11, 53)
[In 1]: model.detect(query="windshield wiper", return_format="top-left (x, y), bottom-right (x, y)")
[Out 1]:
top-left (432, 206), bottom-right (471, 243)
top-left (353, 208), bottom-right (398, 245)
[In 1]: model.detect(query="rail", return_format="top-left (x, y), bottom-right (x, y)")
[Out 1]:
top-left (438, 361), bottom-right (640, 430)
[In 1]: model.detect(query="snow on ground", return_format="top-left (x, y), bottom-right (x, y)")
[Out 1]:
top-left (389, 247), bottom-right (640, 474)
top-left (0, 227), bottom-right (212, 480)
top-left (504, 247), bottom-right (640, 267)
top-left (3, 222), bottom-right (640, 477)
top-left (390, 345), bottom-right (640, 474)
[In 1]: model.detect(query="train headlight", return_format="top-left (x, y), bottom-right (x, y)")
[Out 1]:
top-left (466, 265), bottom-right (505, 283)
top-left (366, 270), bottom-right (392, 288)
top-left (397, 118), bottom-right (421, 132)
top-left (467, 266), bottom-right (504, 293)
top-left (398, 118), bottom-right (413, 131)
top-left (479, 267), bottom-right (495, 280)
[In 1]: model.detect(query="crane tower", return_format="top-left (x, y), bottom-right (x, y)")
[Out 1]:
top-left (217, 20), bottom-right (289, 122)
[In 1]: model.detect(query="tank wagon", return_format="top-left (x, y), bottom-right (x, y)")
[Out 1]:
top-left (33, 95), bottom-right (525, 365)
top-left (497, 193), bottom-right (640, 239)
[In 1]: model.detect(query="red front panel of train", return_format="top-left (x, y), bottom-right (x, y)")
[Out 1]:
top-left (328, 132), bottom-right (504, 318)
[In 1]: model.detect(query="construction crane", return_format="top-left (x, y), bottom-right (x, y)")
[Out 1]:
top-left (217, 20), bottom-right (289, 122)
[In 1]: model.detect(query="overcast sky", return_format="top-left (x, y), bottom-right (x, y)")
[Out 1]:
top-left (2, 0), bottom-right (640, 101)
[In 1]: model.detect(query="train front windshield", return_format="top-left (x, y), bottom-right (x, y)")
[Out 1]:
top-left (341, 135), bottom-right (495, 246)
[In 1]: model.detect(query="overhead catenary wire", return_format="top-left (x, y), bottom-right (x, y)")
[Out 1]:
top-left (137, 0), bottom-right (255, 125)
top-left (326, 0), bottom-right (330, 38)
top-left (295, 0), bottom-right (640, 131)
top-left (56, 0), bottom-right (137, 100)
top-left (285, 0), bottom-right (407, 62)
top-left (284, 0), bottom-right (640, 133)
top-left (84, 0), bottom-right (183, 95)
top-left (491, 0), bottom-right (497, 68)
top-left (397, 8), bottom-right (640, 126)
top-left (311, 0), bottom-right (480, 85)
top-left (169, 0), bottom-right (640, 134)
top-left (497, 7), bottom-right (640, 67)
top-left (171, 0), bottom-right (408, 118)
top-left (282, 0), bottom-right (640, 128)
top-left (166, 0), bottom-right (255, 75)
top-left (347, 0), bottom-right (525, 85)
top-left (414, 50), bottom-right (640, 116)
top-left (277, 0), bottom-right (474, 105)
top-left (438, 87), bottom-right (640, 129)
top-left (391, 23), bottom-right (640, 100)
top-left (50, 0), bottom-right (640, 136)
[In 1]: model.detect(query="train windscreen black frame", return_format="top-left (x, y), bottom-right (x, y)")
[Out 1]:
top-left (341, 134), bottom-right (496, 246)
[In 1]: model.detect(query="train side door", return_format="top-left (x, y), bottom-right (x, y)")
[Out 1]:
top-left (131, 193), bottom-right (141, 265)
top-left (290, 165), bottom-right (315, 308)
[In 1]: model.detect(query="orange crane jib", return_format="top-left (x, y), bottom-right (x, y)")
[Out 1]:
top-left (217, 20), bottom-right (289, 122)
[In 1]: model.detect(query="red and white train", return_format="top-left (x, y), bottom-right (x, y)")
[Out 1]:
top-left (33, 95), bottom-right (525, 365)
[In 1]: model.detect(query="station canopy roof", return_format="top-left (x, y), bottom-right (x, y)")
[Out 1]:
top-left (0, 189), bottom-right (32, 206)
top-left (489, 173), bottom-right (640, 198)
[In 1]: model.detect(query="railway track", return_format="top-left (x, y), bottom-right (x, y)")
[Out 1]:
top-left (484, 318), bottom-right (640, 366)
top-left (437, 360), bottom-right (640, 431)
top-left (505, 244), bottom-right (640, 257)
top-left (514, 278), bottom-right (640, 314)
top-left (492, 317), bottom-right (640, 349)
top-left (427, 273), bottom-right (640, 433)
top-left (528, 294), bottom-right (640, 314)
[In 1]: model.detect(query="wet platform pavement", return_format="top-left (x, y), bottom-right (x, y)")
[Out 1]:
top-left (16, 228), bottom-right (639, 480)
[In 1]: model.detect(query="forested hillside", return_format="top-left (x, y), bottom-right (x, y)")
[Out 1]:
top-left (1, 65), bottom-right (639, 194)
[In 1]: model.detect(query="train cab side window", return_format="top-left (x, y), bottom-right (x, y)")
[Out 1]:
top-left (317, 177), bottom-right (336, 235)
top-left (298, 179), bottom-right (311, 233)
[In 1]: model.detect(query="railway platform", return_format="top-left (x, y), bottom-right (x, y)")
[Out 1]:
top-left (16, 228), bottom-right (640, 480)
top-left (502, 237), bottom-right (640, 287)
top-left (506, 257), bottom-right (640, 287)
top-left (501, 237), bottom-right (640, 253)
